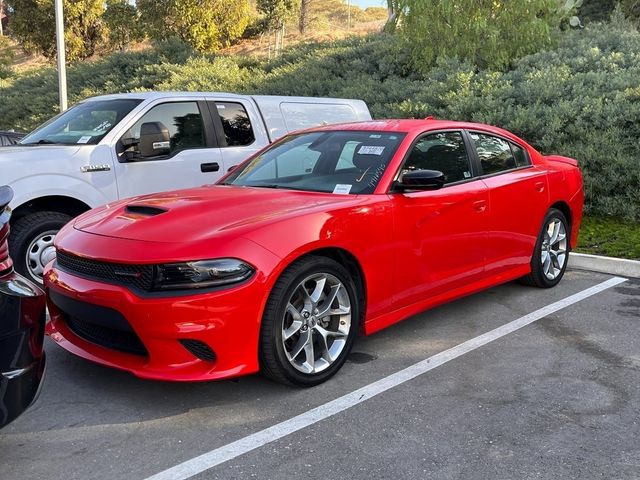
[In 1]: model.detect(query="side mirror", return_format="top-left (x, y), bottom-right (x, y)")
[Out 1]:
top-left (139, 122), bottom-right (170, 157)
top-left (398, 169), bottom-right (445, 191)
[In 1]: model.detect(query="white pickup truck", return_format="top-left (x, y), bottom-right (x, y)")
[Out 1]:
top-left (0, 92), bottom-right (371, 282)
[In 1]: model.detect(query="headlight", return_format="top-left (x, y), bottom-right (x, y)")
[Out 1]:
top-left (152, 259), bottom-right (254, 291)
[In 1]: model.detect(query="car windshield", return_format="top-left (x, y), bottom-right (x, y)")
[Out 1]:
top-left (225, 130), bottom-right (405, 194)
top-left (20, 99), bottom-right (143, 146)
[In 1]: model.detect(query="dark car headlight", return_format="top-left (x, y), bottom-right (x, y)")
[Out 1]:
top-left (152, 259), bottom-right (254, 291)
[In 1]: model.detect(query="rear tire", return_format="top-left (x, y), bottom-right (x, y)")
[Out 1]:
top-left (521, 208), bottom-right (569, 288)
top-left (9, 211), bottom-right (72, 284)
top-left (259, 255), bottom-right (360, 387)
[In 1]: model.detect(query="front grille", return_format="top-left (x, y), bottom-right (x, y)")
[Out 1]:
top-left (66, 315), bottom-right (148, 356)
top-left (56, 250), bottom-right (154, 292)
top-left (179, 339), bottom-right (217, 362)
top-left (49, 290), bottom-right (148, 357)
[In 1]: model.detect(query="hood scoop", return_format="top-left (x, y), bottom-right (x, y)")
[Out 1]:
top-left (124, 204), bottom-right (168, 217)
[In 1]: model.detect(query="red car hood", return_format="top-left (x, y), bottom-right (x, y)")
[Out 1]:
top-left (73, 185), bottom-right (362, 243)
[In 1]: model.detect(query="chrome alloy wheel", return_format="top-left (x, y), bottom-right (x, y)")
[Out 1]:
top-left (281, 273), bottom-right (352, 374)
top-left (26, 230), bottom-right (58, 282)
top-left (541, 218), bottom-right (567, 280)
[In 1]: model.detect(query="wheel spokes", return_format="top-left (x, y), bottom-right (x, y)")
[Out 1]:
top-left (281, 272), bottom-right (352, 375)
top-left (541, 217), bottom-right (568, 280)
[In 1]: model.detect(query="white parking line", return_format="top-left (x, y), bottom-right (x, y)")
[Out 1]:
top-left (145, 276), bottom-right (627, 480)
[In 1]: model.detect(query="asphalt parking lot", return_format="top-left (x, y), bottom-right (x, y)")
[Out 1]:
top-left (1, 269), bottom-right (638, 480)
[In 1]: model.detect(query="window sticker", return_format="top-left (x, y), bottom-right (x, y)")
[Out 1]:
top-left (333, 184), bottom-right (352, 195)
top-left (463, 171), bottom-right (471, 179)
top-left (369, 134), bottom-right (382, 139)
top-left (77, 135), bottom-right (92, 144)
top-left (216, 104), bottom-right (226, 109)
top-left (358, 145), bottom-right (385, 155)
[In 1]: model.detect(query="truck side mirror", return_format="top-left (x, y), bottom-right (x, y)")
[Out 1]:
top-left (139, 122), bottom-right (170, 157)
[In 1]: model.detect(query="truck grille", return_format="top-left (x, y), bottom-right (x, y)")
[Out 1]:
top-left (56, 250), bottom-right (154, 292)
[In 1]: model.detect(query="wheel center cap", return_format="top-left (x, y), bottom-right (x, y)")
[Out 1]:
top-left (42, 246), bottom-right (57, 266)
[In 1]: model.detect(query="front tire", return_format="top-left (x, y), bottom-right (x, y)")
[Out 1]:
top-left (9, 211), bottom-right (72, 284)
top-left (521, 208), bottom-right (569, 288)
top-left (259, 256), bottom-right (360, 387)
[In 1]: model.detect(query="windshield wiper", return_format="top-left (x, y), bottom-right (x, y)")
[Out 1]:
top-left (248, 184), bottom-right (282, 189)
top-left (24, 139), bottom-right (59, 145)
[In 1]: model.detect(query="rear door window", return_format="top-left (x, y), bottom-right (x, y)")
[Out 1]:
top-left (469, 132), bottom-right (518, 175)
top-left (511, 142), bottom-right (531, 167)
top-left (215, 102), bottom-right (255, 147)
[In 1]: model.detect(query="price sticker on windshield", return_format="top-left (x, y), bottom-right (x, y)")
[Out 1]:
top-left (358, 145), bottom-right (385, 155)
top-left (333, 184), bottom-right (352, 195)
top-left (77, 136), bottom-right (92, 144)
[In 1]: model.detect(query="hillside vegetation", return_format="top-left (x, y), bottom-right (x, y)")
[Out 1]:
top-left (1, 16), bottom-right (639, 222)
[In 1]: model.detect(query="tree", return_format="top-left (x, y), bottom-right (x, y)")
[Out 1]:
top-left (8, 0), bottom-right (105, 61)
top-left (395, 0), bottom-right (573, 72)
top-left (257, 0), bottom-right (295, 55)
top-left (299, 0), bottom-right (311, 35)
top-left (137, 0), bottom-right (250, 53)
top-left (104, 0), bottom-right (144, 51)
top-left (257, 0), bottom-right (295, 30)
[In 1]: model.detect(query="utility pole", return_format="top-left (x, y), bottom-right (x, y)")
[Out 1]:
top-left (347, 0), bottom-right (351, 30)
top-left (54, 0), bottom-right (67, 111)
top-left (0, 1), bottom-right (4, 36)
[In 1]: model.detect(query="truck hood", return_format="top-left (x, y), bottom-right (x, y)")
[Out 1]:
top-left (73, 185), bottom-right (364, 243)
top-left (0, 145), bottom-right (82, 160)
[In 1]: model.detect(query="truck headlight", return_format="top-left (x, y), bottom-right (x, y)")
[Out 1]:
top-left (152, 259), bottom-right (254, 291)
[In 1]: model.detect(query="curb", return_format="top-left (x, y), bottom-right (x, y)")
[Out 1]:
top-left (569, 252), bottom-right (640, 279)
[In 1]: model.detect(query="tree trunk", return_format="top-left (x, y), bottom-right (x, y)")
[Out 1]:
top-left (299, 0), bottom-right (311, 35)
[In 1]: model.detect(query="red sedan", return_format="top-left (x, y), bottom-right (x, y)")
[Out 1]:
top-left (45, 119), bottom-right (583, 386)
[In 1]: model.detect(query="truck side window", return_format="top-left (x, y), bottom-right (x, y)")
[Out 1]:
top-left (129, 102), bottom-right (205, 156)
top-left (215, 102), bottom-right (255, 147)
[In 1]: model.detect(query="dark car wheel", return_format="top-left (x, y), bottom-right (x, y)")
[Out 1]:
top-left (9, 211), bottom-right (72, 284)
top-left (521, 208), bottom-right (570, 288)
top-left (259, 255), bottom-right (360, 387)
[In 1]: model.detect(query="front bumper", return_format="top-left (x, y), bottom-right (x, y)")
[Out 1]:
top-left (45, 265), bottom-right (269, 382)
top-left (0, 271), bottom-right (46, 428)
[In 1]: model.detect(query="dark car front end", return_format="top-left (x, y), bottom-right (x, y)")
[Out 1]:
top-left (0, 186), bottom-right (46, 428)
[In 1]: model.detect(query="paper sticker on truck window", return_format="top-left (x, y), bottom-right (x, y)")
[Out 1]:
top-left (333, 184), bottom-right (352, 195)
top-left (358, 145), bottom-right (385, 155)
top-left (77, 136), bottom-right (92, 144)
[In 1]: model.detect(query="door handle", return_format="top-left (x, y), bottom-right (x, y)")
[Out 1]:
top-left (200, 162), bottom-right (220, 173)
top-left (473, 200), bottom-right (487, 212)
top-left (535, 181), bottom-right (546, 193)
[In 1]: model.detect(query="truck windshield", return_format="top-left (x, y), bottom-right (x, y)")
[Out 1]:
top-left (224, 130), bottom-right (406, 194)
top-left (21, 99), bottom-right (143, 146)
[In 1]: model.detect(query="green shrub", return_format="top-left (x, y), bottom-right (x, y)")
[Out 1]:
top-left (1, 22), bottom-right (639, 221)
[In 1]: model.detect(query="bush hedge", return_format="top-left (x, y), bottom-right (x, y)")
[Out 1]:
top-left (0, 19), bottom-right (639, 220)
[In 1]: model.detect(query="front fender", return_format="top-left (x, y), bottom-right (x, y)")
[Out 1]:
top-left (9, 175), bottom-right (114, 212)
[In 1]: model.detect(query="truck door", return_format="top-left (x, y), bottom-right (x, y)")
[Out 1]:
top-left (205, 99), bottom-right (270, 174)
top-left (111, 99), bottom-right (224, 199)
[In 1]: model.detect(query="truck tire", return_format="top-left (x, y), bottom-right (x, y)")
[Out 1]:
top-left (9, 211), bottom-right (72, 284)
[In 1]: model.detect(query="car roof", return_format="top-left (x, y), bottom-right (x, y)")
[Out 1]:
top-left (307, 119), bottom-right (526, 144)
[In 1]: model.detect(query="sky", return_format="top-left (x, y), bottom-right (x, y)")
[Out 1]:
top-left (349, 0), bottom-right (387, 8)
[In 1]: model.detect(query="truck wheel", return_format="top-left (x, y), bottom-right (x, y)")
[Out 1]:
top-left (9, 211), bottom-right (72, 284)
